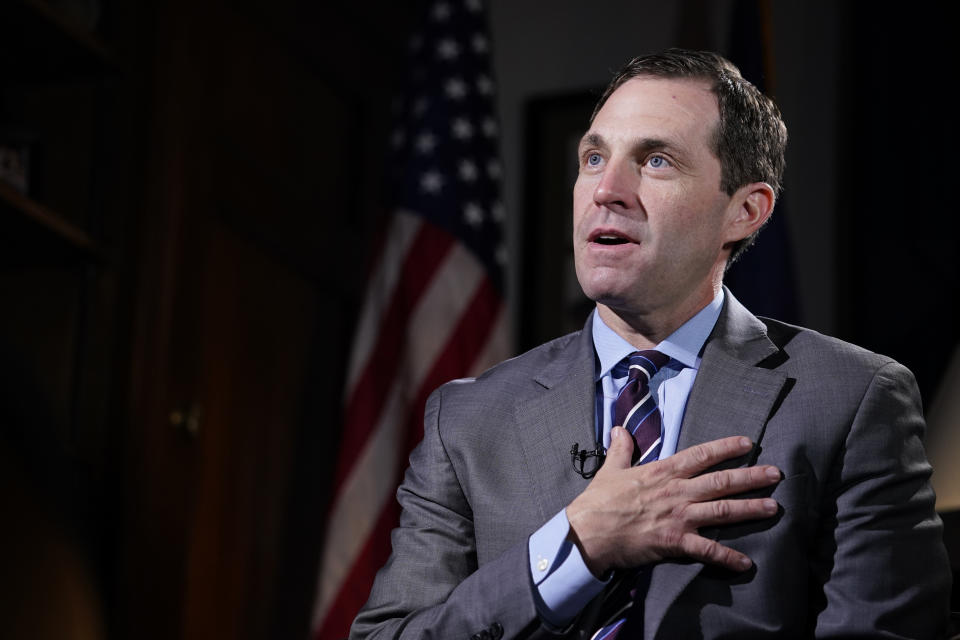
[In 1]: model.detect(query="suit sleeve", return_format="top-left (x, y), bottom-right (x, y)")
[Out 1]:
top-left (349, 386), bottom-right (546, 640)
top-left (813, 361), bottom-right (952, 638)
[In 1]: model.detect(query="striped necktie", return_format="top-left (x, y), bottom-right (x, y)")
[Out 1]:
top-left (612, 350), bottom-right (669, 466)
top-left (593, 350), bottom-right (670, 639)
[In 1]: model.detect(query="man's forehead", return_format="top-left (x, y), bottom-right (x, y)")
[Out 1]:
top-left (588, 76), bottom-right (718, 147)
top-left (603, 76), bottom-right (717, 118)
top-left (611, 74), bottom-right (715, 100)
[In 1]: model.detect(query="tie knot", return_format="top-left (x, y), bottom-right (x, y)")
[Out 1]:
top-left (625, 350), bottom-right (669, 381)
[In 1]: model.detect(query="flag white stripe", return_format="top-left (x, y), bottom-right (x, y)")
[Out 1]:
top-left (467, 306), bottom-right (509, 377)
top-left (405, 244), bottom-right (484, 386)
top-left (313, 378), bottom-right (406, 629)
top-left (313, 243), bottom-right (487, 628)
top-left (344, 211), bottom-right (423, 396)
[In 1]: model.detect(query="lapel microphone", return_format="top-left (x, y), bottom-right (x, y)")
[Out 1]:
top-left (570, 442), bottom-right (606, 479)
top-left (572, 430), bottom-right (645, 477)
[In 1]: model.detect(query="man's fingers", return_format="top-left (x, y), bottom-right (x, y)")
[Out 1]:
top-left (682, 497), bottom-right (779, 528)
top-left (603, 426), bottom-right (634, 470)
top-left (675, 532), bottom-right (754, 572)
top-left (664, 436), bottom-right (755, 477)
top-left (684, 465), bottom-right (781, 501)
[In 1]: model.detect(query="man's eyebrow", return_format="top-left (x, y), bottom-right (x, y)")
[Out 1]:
top-left (578, 132), bottom-right (684, 155)
top-left (579, 132), bottom-right (606, 150)
top-left (633, 137), bottom-right (674, 153)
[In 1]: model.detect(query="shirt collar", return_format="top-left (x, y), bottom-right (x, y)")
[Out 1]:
top-left (591, 289), bottom-right (724, 381)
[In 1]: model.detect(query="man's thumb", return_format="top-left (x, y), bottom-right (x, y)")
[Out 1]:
top-left (605, 426), bottom-right (634, 469)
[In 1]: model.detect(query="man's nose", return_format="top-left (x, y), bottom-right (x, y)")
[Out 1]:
top-left (593, 158), bottom-right (637, 210)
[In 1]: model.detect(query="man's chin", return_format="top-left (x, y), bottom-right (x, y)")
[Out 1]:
top-left (592, 297), bottom-right (648, 319)
top-left (578, 279), bottom-right (636, 304)
top-left (583, 286), bottom-right (644, 309)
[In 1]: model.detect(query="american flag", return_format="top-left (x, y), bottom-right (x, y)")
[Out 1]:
top-left (310, 1), bottom-right (510, 637)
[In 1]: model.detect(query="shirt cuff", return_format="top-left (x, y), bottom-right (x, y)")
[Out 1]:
top-left (528, 509), bottom-right (608, 628)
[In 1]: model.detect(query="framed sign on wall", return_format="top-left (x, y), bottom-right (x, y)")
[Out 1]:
top-left (521, 91), bottom-right (597, 351)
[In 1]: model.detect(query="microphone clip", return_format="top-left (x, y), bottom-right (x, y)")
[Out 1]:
top-left (570, 442), bottom-right (606, 479)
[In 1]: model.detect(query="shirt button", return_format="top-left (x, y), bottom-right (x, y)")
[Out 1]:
top-left (536, 556), bottom-right (549, 572)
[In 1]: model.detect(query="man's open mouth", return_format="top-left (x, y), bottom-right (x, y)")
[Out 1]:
top-left (594, 235), bottom-right (629, 245)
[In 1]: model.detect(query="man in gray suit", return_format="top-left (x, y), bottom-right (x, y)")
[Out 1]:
top-left (350, 49), bottom-right (951, 639)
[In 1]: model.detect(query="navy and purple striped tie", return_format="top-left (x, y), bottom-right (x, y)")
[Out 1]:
top-left (613, 350), bottom-right (669, 466)
top-left (594, 350), bottom-right (669, 639)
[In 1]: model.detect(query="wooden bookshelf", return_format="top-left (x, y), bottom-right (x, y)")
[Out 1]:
top-left (0, 179), bottom-right (99, 265)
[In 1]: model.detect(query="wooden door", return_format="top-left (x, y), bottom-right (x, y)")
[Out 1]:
top-left (116, 1), bottom-right (406, 637)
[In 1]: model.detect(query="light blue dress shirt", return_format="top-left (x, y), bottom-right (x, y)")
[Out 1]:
top-left (527, 291), bottom-right (724, 627)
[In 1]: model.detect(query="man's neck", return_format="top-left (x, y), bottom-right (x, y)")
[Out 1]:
top-left (596, 284), bottom-right (721, 350)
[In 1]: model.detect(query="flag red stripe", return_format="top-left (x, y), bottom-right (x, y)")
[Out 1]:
top-left (403, 276), bottom-right (502, 454)
top-left (333, 223), bottom-right (456, 493)
top-left (313, 497), bottom-right (399, 640)
top-left (316, 276), bottom-right (503, 638)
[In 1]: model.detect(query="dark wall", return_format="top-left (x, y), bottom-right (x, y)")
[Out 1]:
top-left (836, 3), bottom-right (959, 404)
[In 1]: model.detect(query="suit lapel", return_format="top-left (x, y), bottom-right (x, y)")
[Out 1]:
top-left (644, 290), bottom-right (789, 637)
top-left (677, 349), bottom-right (787, 451)
top-left (515, 317), bottom-right (597, 522)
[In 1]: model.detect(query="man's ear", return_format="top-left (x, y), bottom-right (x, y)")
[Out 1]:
top-left (724, 182), bottom-right (776, 244)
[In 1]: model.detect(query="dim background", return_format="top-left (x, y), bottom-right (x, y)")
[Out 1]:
top-left (0, 0), bottom-right (956, 638)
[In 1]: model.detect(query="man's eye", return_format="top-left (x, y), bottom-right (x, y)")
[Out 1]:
top-left (586, 153), bottom-right (602, 167)
top-left (647, 155), bottom-right (669, 169)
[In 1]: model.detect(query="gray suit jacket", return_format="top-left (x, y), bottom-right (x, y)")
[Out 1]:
top-left (350, 292), bottom-right (951, 639)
